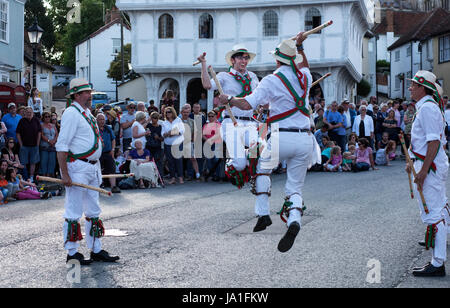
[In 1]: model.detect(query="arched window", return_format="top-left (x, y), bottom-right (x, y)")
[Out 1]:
top-left (199, 13), bottom-right (213, 39)
top-left (263, 10), bottom-right (278, 37)
top-left (159, 14), bottom-right (174, 39)
top-left (305, 8), bottom-right (322, 33)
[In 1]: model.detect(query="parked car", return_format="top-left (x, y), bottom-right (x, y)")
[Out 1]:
top-left (108, 100), bottom-right (148, 112)
top-left (91, 92), bottom-right (109, 108)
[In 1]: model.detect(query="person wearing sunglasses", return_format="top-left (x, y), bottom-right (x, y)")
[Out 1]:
top-left (197, 44), bottom-right (259, 188)
top-left (120, 101), bottom-right (137, 151)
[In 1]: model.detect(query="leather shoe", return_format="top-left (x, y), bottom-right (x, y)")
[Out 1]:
top-left (90, 250), bottom-right (120, 262)
top-left (66, 252), bottom-right (92, 265)
top-left (253, 215), bottom-right (272, 232)
top-left (412, 262), bottom-right (430, 271)
top-left (278, 222), bottom-right (300, 253)
top-left (418, 241), bottom-right (426, 247)
top-left (412, 263), bottom-right (446, 277)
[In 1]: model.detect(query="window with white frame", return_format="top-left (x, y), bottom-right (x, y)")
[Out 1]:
top-left (395, 50), bottom-right (400, 62)
top-left (263, 10), bottom-right (278, 37)
top-left (439, 35), bottom-right (450, 63)
top-left (159, 13), bottom-right (174, 39)
top-left (112, 38), bottom-right (121, 54)
top-left (406, 45), bottom-right (411, 57)
top-left (305, 8), bottom-right (322, 33)
top-left (0, 0), bottom-right (8, 43)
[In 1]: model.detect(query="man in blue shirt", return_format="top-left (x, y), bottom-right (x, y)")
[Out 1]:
top-left (97, 113), bottom-right (120, 193)
top-left (324, 101), bottom-right (345, 149)
top-left (2, 103), bottom-right (22, 141)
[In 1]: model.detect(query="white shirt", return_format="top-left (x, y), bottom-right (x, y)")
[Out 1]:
top-left (245, 65), bottom-right (312, 130)
top-left (131, 121), bottom-right (147, 148)
top-left (162, 117), bottom-right (185, 146)
top-left (28, 97), bottom-right (43, 115)
top-left (352, 114), bottom-right (374, 137)
top-left (409, 95), bottom-right (447, 163)
top-left (56, 101), bottom-right (102, 160)
top-left (210, 68), bottom-right (259, 119)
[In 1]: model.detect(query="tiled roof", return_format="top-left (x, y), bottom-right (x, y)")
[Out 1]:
top-left (77, 18), bottom-right (131, 46)
top-left (387, 8), bottom-right (450, 50)
top-left (373, 10), bottom-right (428, 35)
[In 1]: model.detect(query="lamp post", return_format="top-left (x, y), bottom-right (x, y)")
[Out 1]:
top-left (27, 19), bottom-right (44, 88)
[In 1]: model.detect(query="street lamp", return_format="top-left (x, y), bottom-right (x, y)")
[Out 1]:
top-left (27, 19), bottom-right (44, 88)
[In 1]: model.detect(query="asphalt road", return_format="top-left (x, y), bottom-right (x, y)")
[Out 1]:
top-left (0, 159), bottom-right (448, 288)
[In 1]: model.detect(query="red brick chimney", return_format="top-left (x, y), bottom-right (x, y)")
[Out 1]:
top-left (105, 6), bottom-right (121, 24)
top-left (386, 9), bottom-right (394, 32)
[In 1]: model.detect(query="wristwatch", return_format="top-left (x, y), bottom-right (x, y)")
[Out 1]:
top-left (296, 44), bottom-right (304, 52)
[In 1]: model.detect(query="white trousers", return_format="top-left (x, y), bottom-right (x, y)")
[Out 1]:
top-left (63, 160), bottom-right (103, 254)
top-left (413, 160), bottom-right (448, 266)
top-left (221, 120), bottom-right (258, 171)
top-left (254, 131), bottom-right (313, 227)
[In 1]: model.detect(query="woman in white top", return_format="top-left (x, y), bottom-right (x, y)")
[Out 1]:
top-left (352, 105), bottom-right (374, 148)
top-left (162, 106), bottom-right (185, 184)
top-left (132, 111), bottom-right (150, 148)
top-left (28, 88), bottom-right (43, 118)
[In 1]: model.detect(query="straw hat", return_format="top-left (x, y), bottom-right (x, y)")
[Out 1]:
top-left (65, 78), bottom-right (93, 98)
top-left (225, 44), bottom-right (256, 66)
top-left (269, 39), bottom-right (303, 65)
top-left (408, 71), bottom-right (438, 92)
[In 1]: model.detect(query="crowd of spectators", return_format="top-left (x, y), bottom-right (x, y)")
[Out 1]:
top-left (311, 95), bottom-right (450, 173)
top-left (1, 89), bottom-right (448, 202)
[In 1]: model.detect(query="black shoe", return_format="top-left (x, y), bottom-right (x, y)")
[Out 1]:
top-left (66, 252), bottom-right (93, 265)
top-left (278, 222), bottom-right (300, 253)
top-left (253, 215), bottom-right (272, 232)
top-left (412, 262), bottom-right (431, 271)
top-left (111, 186), bottom-right (121, 193)
top-left (90, 250), bottom-right (120, 262)
top-left (412, 263), bottom-right (446, 277)
top-left (418, 241), bottom-right (426, 247)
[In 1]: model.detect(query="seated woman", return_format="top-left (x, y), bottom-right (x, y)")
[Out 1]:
top-left (128, 139), bottom-right (159, 188)
top-left (6, 168), bottom-right (51, 200)
top-left (1, 138), bottom-right (25, 175)
top-left (353, 138), bottom-right (377, 172)
top-left (375, 140), bottom-right (396, 166)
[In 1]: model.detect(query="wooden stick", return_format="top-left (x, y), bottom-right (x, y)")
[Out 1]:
top-left (102, 173), bottom-right (134, 179)
top-left (193, 52), bottom-right (206, 66)
top-left (290, 20), bottom-right (333, 40)
top-left (407, 172), bottom-right (415, 199)
top-left (36, 176), bottom-right (112, 196)
top-left (398, 133), bottom-right (428, 213)
top-left (208, 65), bottom-right (238, 127)
top-left (310, 73), bottom-right (331, 88)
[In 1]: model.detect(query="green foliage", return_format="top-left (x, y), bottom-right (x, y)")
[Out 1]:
top-left (25, 0), bottom-right (55, 61)
top-left (47, 0), bottom-right (116, 66)
top-left (107, 44), bottom-right (139, 82)
top-left (357, 78), bottom-right (372, 97)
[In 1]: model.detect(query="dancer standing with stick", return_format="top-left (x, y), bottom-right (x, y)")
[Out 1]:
top-left (56, 78), bottom-right (119, 265)
top-left (406, 71), bottom-right (448, 277)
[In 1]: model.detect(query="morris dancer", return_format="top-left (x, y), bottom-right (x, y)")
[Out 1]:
top-left (197, 45), bottom-right (259, 188)
top-left (219, 34), bottom-right (320, 252)
top-left (56, 78), bottom-right (119, 265)
top-left (407, 71), bottom-right (448, 277)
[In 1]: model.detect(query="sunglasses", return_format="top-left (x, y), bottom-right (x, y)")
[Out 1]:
top-left (166, 111), bottom-right (172, 113)
top-left (235, 55), bottom-right (250, 60)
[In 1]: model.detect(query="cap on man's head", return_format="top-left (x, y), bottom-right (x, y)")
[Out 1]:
top-left (8, 102), bottom-right (16, 109)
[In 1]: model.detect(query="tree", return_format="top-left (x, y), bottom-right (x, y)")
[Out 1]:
top-left (107, 44), bottom-right (139, 82)
top-left (25, 0), bottom-right (55, 61)
top-left (50, 0), bottom-right (117, 67)
top-left (357, 78), bottom-right (372, 97)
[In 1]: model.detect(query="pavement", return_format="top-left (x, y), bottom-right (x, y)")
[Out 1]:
top-left (0, 159), bottom-right (448, 288)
